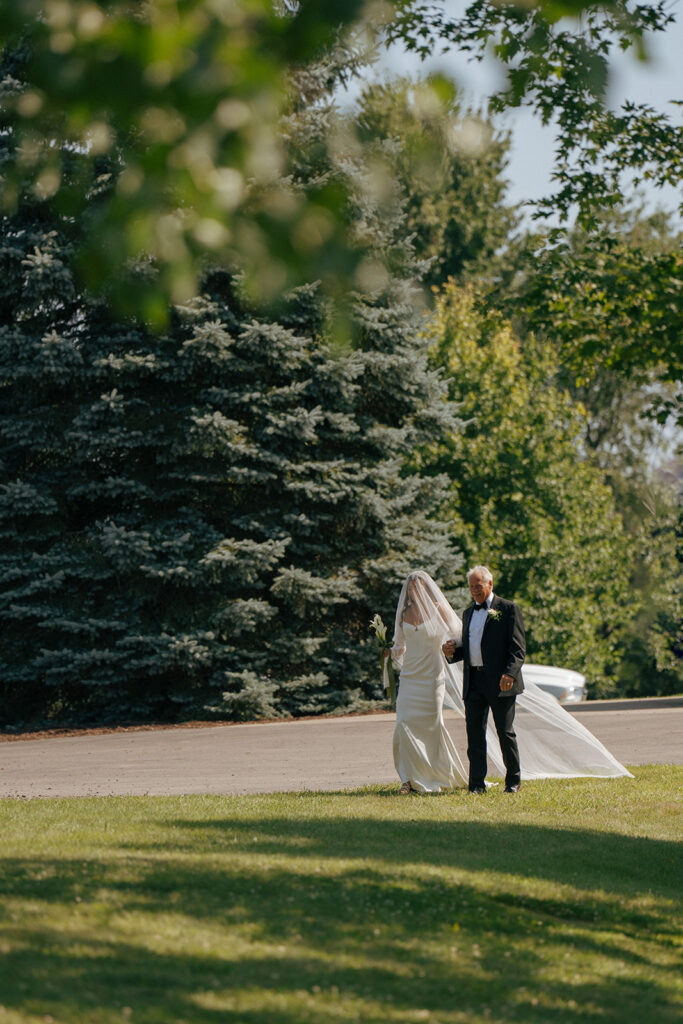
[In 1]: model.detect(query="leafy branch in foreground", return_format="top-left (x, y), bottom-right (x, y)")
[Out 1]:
top-left (0, 0), bottom-right (371, 319)
top-left (389, 1), bottom-right (681, 226)
top-left (3, 1), bottom-right (679, 319)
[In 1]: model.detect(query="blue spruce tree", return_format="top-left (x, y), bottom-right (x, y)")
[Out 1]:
top-left (0, 47), bottom-right (462, 728)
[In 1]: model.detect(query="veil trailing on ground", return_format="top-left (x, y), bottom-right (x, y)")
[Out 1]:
top-left (392, 571), bottom-right (632, 781)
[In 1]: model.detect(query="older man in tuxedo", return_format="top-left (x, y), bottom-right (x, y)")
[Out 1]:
top-left (442, 566), bottom-right (525, 794)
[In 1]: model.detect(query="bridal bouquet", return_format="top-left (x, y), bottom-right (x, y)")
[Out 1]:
top-left (369, 614), bottom-right (397, 706)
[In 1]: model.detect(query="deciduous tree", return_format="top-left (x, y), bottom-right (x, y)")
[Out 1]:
top-left (422, 281), bottom-right (632, 692)
top-left (356, 76), bottom-right (520, 291)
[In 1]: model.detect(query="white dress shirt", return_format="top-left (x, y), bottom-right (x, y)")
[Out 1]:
top-left (468, 593), bottom-right (494, 667)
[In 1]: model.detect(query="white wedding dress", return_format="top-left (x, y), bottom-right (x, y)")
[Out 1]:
top-left (392, 612), bottom-right (468, 792)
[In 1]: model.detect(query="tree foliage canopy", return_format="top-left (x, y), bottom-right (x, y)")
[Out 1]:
top-left (356, 75), bottom-right (520, 291)
top-left (0, 4), bottom-right (679, 724)
top-left (0, 0), bottom-right (371, 319)
top-left (421, 281), bottom-right (634, 691)
top-left (390, 1), bottom-right (682, 226)
top-left (0, 55), bottom-right (465, 728)
top-left (2, 0), bottom-right (679, 317)
top-left (513, 226), bottom-right (683, 425)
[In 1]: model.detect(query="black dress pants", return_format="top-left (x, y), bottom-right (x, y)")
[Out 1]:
top-left (465, 669), bottom-right (521, 790)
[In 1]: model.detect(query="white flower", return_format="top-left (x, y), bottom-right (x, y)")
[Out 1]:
top-left (369, 614), bottom-right (387, 644)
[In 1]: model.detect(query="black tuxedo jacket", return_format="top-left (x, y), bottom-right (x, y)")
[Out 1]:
top-left (448, 595), bottom-right (526, 701)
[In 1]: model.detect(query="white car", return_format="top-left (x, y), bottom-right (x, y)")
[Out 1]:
top-left (523, 663), bottom-right (587, 704)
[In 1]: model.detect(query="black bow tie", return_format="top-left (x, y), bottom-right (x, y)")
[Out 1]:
top-left (473, 603), bottom-right (488, 611)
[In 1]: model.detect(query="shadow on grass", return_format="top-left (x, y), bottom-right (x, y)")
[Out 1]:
top-left (1, 818), bottom-right (681, 1023)
top-left (162, 814), bottom-right (682, 899)
top-left (1, 928), bottom-right (681, 1024)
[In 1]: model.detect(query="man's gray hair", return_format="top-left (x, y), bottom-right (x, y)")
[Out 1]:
top-left (467, 565), bottom-right (493, 583)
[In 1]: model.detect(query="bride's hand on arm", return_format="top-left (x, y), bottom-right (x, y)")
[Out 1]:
top-left (441, 639), bottom-right (457, 658)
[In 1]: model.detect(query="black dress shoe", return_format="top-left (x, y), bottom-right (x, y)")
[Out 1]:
top-left (469, 786), bottom-right (487, 795)
top-left (504, 783), bottom-right (521, 793)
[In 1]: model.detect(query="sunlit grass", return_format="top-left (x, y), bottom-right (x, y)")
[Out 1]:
top-left (0, 765), bottom-right (681, 1023)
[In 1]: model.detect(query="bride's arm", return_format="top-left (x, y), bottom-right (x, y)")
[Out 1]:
top-left (439, 605), bottom-right (463, 662)
top-left (389, 641), bottom-right (406, 667)
top-left (388, 618), bottom-right (406, 668)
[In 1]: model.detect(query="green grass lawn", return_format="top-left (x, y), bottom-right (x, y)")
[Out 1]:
top-left (0, 766), bottom-right (681, 1024)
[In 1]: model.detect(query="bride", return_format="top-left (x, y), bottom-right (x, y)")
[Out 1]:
top-left (390, 572), bottom-right (468, 792)
top-left (388, 570), bottom-right (632, 793)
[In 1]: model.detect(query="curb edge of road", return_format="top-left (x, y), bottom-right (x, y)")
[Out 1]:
top-left (569, 696), bottom-right (683, 711)
top-left (2, 695), bottom-right (681, 745)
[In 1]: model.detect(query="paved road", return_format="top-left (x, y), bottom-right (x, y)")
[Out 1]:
top-left (0, 700), bottom-right (681, 799)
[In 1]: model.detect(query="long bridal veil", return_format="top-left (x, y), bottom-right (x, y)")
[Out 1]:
top-left (395, 570), bottom-right (632, 780)
top-left (443, 667), bottom-right (633, 780)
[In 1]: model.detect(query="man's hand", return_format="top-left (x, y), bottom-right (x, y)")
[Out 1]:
top-left (442, 639), bottom-right (457, 658)
top-left (500, 673), bottom-right (514, 691)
